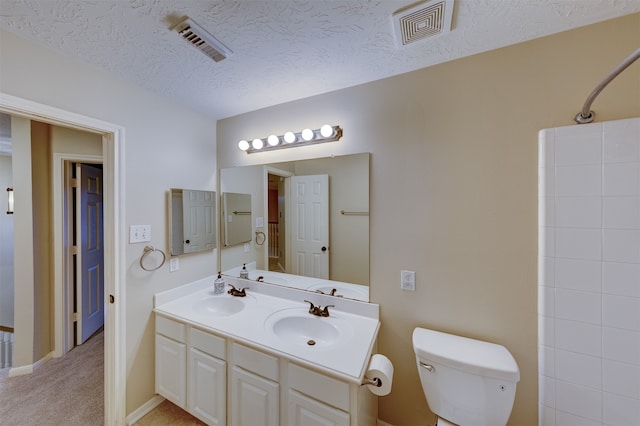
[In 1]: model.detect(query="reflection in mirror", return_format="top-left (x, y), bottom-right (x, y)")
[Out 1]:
top-left (222, 192), bottom-right (252, 246)
top-left (169, 189), bottom-right (216, 256)
top-left (220, 153), bottom-right (369, 301)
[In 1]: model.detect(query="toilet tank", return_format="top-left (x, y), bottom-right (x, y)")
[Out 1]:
top-left (412, 328), bottom-right (520, 426)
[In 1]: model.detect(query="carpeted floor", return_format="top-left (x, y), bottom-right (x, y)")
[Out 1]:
top-left (0, 331), bottom-right (104, 425)
top-left (0, 331), bottom-right (204, 425)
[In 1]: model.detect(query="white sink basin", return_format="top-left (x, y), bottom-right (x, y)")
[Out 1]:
top-left (193, 296), bottom-right (246, 316)
top-left (264, 308), bottom-right (353, 348)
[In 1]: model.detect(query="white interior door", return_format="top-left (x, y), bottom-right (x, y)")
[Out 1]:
top-left (76, 163), bottom-right (104, 344)
top-left (290, 174), bottom-right (329, 279)
top-left (182, 189), bottom-right (215, 253)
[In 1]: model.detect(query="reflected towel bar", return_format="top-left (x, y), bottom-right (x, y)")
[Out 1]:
top-left (233, 210), bottom-right (251, 215)
top-left (575, 48), bottom-right (640, 124)
top-left (341, 210), bottom-right (369, 216)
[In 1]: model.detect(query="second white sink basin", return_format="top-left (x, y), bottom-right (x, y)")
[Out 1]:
top-left (193, 296), bottom-right (246, 317)
top-left (264, 308), bottom-right (353, 348)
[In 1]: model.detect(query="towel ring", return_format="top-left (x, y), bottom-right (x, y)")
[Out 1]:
top-left (255, 231), bottom-right (266, 246)
top-left (140, 245), bottom-right (166, 271)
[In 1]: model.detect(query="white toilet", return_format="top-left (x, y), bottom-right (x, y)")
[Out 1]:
top-left (412, 327), bottom-right (520, 426)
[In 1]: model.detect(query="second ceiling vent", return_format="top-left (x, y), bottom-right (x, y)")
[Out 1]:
top-left (392, 0), bottom-right (455, 47)
top-left (173, 16), bottom-right (232, 63)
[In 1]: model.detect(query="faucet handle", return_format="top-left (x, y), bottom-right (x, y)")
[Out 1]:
top-left (321, 305), bottom-right (335, 317)
top-left (304, 300), bottom-right (316, 313)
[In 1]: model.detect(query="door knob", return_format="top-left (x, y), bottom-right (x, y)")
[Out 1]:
top-left (321, 246), bottom-right (327, 252)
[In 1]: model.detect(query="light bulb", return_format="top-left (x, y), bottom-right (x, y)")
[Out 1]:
top-left (301, 128), bottom-right (314, 141)
top-left (252, 138), bottom-right (264, 149)
top-left (238, 140), bottom-right (249, 151)
top-left (267, 135), bottom-right (279, 146)
top-left (284, 131), bottom-right (296, 143)
top-left (320, 124), bottom-right (334, 138)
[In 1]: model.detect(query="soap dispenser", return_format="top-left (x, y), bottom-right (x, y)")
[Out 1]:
top-left (214, 273), bottom-right (225, 295)
top-left (239, 263), bottom-right (249, 279)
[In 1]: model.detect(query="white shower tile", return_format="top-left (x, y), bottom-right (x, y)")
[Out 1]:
top-left (539, 285), bottom-right (556, 317)
top-left (539, 314), bottom-right (555, 347)
top-left (555, 196), bottom-right (601, 229)
top-left (603, 392), bottom-right (640, 426)
top-left (603, 196), bottom-right (640, 229)
top-left (603, 229), bottom-right (640, 263)
top-left (540, 227), bottom-right (555, 258)
top-left (556, 319), bottom-right (601, 357)
top-left (540, 404), bottom-right (556, 426)
top-left (604, 163), bottom-right (640, 196)
top-left (539, 256), bottom-right (555, 287)
top-left (539, 196), bottom-right (555, 228)
top-left (539, 167), bottom-right (556, 197)
top-left (603, 327), bottom-right (640, 366)
top-left (539, 129), bottom-right (556, 168)
top-left (556, 381), bottom-right (602, 423)
top-left (603, 261), bottom-right (640, 298)
top-left (556, 410), bottom-right (601, 426)
top-left (556, 228), bottom-right (601, 261)
top-left (540, 345), bottom-right (555, 377)
top-left (555, 258), bottom-right (601, 292)
top-left (603, 360), bottom-right (640, 399)
top-left (556, 124), bottom-right (602, 166)
top-left (540, 374), bottom-right (556, 407)
top-left (556, 164), bottom-right (602, 197)
top-left (555, 288), bottom-right (601, 325)
top-left (556, 349), bottom-right (602, 389)
top-left (603, 118), bottom-right (640, 164)
top-left (603, 294), bottom-right (640, 332)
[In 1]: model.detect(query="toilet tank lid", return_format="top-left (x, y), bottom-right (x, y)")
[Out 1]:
top-left (413, 327), bottom-right (520, 382)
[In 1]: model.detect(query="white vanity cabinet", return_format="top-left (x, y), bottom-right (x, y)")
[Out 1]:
top-left (155, 315), bottom-right (227, 425)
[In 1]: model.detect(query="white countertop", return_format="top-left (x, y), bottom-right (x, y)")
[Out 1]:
top-left (154, 276), bottom-right (380, 383)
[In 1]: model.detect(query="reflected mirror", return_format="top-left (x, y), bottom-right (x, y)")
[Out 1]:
top-left (169, 188), bottom-right (216, 256)
top-left (222, 192), bottom-right (252, 246)
top-left (220, 153), bottom-right (369, 301)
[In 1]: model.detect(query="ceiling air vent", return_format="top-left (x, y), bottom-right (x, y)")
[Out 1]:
top-left (172, 16), bottom-right (232, 62)
top-left (392, 0), bottom-right (454, 47)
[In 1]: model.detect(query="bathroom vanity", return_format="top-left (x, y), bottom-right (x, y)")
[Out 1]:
top-left (154, 276), bottom-right (380, 426)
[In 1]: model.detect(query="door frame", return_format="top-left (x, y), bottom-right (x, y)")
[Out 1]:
top-left (0, 92), bottom-right (125, 425)
top-left (262, 166), bottom-right (293, 271)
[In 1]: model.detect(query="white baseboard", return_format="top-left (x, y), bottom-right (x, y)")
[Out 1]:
top-left (126, 394), bottom-right (165, 425)
top-left (8, 351), bottom-right (53, 377)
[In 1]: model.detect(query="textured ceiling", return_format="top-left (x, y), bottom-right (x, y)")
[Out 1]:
top-left (0, 1), bottom-right (639, 121)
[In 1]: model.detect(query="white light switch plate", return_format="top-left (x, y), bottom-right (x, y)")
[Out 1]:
top-left (256, 217), bottom-right (264, 228)
top-left (129, 225), bottom-right (151, 243)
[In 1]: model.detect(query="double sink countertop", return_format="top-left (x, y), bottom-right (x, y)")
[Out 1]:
top-left (154, 275), bottom-right (380, 383)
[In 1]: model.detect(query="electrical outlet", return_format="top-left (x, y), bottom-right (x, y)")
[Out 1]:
top-left (129, 224), bottom-right (152, 243)
top-left (401, 270), bottom-right (416, 291)
top-left (169, 257), bottom-right (179, 272)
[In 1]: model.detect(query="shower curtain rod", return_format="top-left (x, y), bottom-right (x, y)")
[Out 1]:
top-left (574, 47), bottom-right (640, 124)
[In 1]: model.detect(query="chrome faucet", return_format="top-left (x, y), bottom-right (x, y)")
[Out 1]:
top-left (227, 284), bottom-right (247, 297)
top-left (314, 288), bottom-right (343, 297)
top-left (304, 300), bottom-right (335, 317)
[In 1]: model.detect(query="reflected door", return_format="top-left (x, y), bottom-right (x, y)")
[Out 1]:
top-left (182, 189), bottom-right (216, 253)
top-left (290, 174), bottom-right (329, 279)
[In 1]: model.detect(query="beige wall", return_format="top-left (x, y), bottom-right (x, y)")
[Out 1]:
top-left (218, 13), bottom-right (640, 425)
top-left (0, 29), bottom-right (218, 414)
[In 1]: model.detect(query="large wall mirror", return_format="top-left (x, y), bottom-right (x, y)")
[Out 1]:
top-left (169, 188), bottom-right (216, 256)
top-left (219, 152), bottom-right (370, 301)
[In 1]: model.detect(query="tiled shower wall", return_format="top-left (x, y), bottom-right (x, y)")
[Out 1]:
top-left (538, 118), bottom-right (640, 426)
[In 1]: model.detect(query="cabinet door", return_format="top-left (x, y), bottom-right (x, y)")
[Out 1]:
top-left (156, 334), bottom-right (186, 408)
top-left (188, 348), bottom-right (226, 425)
top-left (230, 366), bottom-right (279, 426)
top-left (288, 390), bottom-right (350, 426)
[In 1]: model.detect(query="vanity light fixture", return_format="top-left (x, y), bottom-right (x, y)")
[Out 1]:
top-left (238, 125), bottom-right (343, 154)
top-left (6, 187), bottom-right (13, 215)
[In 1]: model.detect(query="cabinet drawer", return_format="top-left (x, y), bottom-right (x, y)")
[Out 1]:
top-left (156, 315), bottom-right (186, 343)
top-left (232, 343), bottom-right (279, 381)
top-left (190, 327), bottom-right (226, 359)
top-left (288, 363), bottom-right (350, 412)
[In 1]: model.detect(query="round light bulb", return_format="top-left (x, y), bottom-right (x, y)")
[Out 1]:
top-left (301, 128), bottom-right (314, 141)
top-left (320, 124), bottom-right (334, 138)
top-left (284, 131), bottom-right (296, 143)
top-left (252, 138), bottom-right (264, 149)
top-left (267, 134), bottom-right (279, 146)
top-left (238, 140), bottom-right (249, 151)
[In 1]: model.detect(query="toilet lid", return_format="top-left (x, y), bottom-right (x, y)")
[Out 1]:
top-left (437, 417), bottom-right (457, 426)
